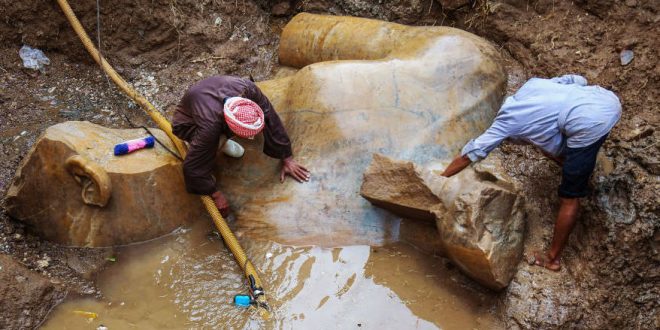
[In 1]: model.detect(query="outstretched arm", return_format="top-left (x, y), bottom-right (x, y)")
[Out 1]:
top-left (447, 115), bottom-right (512, 177)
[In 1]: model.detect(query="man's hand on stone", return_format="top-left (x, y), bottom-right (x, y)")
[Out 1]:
top-left (280, 156), bottom-right (311, 183)
top-left (211, 191), bottom-right (231, 217)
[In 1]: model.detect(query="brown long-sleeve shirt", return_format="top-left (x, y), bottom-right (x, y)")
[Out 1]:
top-left (172, 75), bottom-right (293, 195)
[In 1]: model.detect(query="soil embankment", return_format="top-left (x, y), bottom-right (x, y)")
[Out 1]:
top-left (0, 1), bottom-right (657, 329)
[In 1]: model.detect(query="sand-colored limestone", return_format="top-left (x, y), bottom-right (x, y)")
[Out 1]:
top-left (4, 121), bottom-right (203, 247)
top-left (5, 14), bottom-right (506, 250)
top-left (219, 13), bottom-right (507, 246)
top-left (360, 153), bottom-right (525, 290)
top-left (361, 154), bottom-right (442, 221)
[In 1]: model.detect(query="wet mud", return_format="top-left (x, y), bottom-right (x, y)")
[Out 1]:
top-left (42, 221), bottom-right (501, 329)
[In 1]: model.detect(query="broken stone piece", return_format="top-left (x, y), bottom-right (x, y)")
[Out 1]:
top-left (434, 173), bottom-right (525, 290)
top-left (360, 154), bottom-right (442, 221)
top-left (360, 153), bottom-right (525, 290)
top-left (4, 121), bottom-right (204, 247)
top-left (620, 49), bottom-right (634, 66)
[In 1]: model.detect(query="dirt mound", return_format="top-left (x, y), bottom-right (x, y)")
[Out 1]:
top-left (0, 254), bottom-right (66, 329)
top-left (1, 0), bottom-right (278, 73)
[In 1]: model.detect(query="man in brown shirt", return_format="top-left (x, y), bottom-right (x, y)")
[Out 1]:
top-left (173, 75), bottom-right (310, 214)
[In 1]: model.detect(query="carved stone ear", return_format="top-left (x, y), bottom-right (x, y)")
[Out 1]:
top-left (64, 155), bottom-right (112, 207)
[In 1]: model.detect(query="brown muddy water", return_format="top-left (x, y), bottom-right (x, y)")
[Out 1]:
top-left (42, 219), bottom-right (502, 329)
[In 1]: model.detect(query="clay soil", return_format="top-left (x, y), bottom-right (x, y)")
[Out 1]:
top-left (0, 0), bottom-right (657, 329)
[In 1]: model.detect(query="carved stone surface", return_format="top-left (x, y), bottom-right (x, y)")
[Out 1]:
top-left (4, 121), bottom-right (203, 247)
top-left (360, 153), bottom-right (525, 290)
top-left (5, 14), bottom-right (506, 249)
top-left (218, 13), bottom-right (507, 246)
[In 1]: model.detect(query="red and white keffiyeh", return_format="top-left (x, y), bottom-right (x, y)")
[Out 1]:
top-left (223, 97), bottom-right (265, 139)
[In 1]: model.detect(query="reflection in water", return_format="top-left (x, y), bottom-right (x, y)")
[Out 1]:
top-left (43, 220), bottom-right (501, 329)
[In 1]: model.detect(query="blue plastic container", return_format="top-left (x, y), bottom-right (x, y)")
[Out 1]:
top-left (234, 295), bottom-right (252, 308)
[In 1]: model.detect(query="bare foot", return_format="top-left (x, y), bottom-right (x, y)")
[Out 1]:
top-left (530, 251), bottom-right (561, 271)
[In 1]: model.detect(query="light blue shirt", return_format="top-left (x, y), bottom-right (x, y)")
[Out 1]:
top-left (462, 75), bottom-right (621, 161)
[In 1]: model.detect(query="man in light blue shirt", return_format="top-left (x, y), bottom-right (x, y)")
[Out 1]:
top-left (441, 74), bottom-right (621, 271)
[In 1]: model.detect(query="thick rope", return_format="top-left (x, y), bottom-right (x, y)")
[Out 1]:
top-left (56, 0), bottom-right (269, 316)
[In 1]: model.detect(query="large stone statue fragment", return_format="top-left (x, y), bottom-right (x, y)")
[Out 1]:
top-left (217, 13), bottom-right (507, 246)
top-left (360, 153), bottom-right (525, 290)
top-left (5, 14), bottom-right (506, 249)
top-left (4, 121), bottom-right (203, 247)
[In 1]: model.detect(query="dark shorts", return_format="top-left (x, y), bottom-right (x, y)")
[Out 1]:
top-left (558, 134), bottom-right (608, 198)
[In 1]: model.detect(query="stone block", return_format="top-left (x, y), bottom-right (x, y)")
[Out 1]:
top-left (360, 153), bottom-right (525, 290)
top-left (434, 177), bottom-right (525, 290)
top-left (4, 121), bottom-right (204, 247)
top-left (360, 154), bottom-right (442, 221)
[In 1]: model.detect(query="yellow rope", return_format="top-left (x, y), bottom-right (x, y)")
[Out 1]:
top-left (56, 0), bottom-right (269, 316)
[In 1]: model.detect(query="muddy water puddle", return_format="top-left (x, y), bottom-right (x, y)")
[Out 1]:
top-left (42, 220), bottom-right (502, 329)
